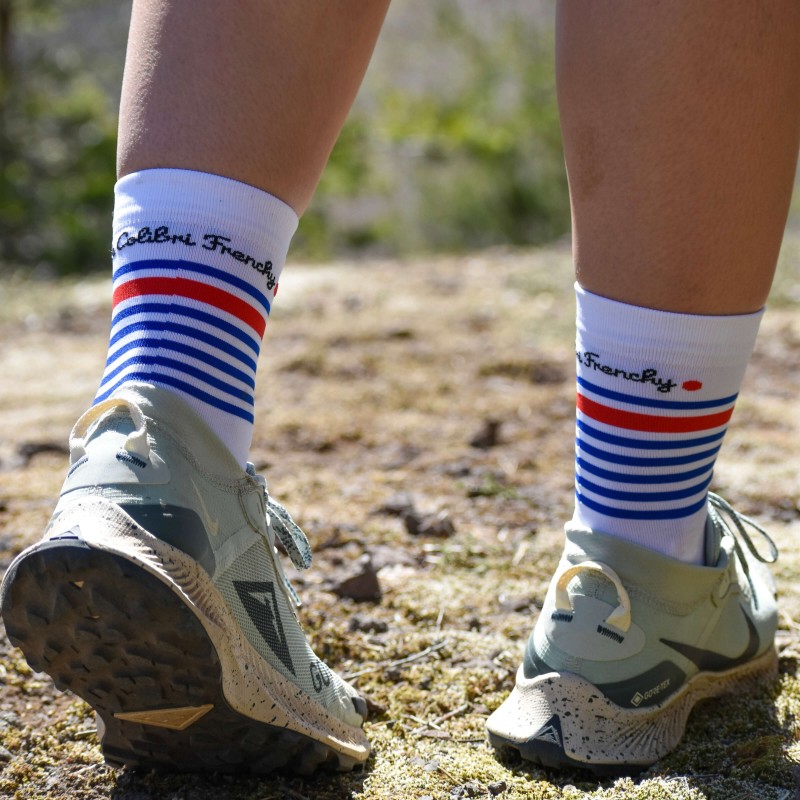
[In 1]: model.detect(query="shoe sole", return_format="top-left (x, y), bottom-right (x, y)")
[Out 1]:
top-left (0, 499), bottom-right (369, 774)
top-left (486, 650), bottom-right (777, 776)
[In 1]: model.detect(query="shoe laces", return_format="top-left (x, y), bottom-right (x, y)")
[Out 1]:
top-left (708, 492), bottom-right (779, 576)
top-left (72, 397), bottom-right (313, 609)
top-left (250, 468), bottom-right (312, 607)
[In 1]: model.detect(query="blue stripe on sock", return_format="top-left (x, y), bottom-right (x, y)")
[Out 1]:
top-left (576, 474), bottom-right (713, 503)
top-left (577, 377), bottom-right (737, 411)
top-left (99, 353), bottom-right (254, 406)
top-left (111, 302), bottom-right (261, 357)
top-left (575, 490), bottom-right (708, 520)
top-left (575, 457), bottom-right (712, 485)
top-left (108, 321), bottom-right (257, 374)
top-left (95, 371), bottom-right (254, 423)
top-left (576, 438), bottom-right (721, 468)
top-left (114, 258), bottom-right (272, 316)
top-left (105, 329), bottom-right (256, 389)
top-left (576, 420), bottom-right (726, 450)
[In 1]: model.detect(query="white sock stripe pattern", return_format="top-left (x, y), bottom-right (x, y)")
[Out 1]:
top-left (96, 169), bottom-right (298, 466)
top-left (573, 284), bottom-right (763, 563)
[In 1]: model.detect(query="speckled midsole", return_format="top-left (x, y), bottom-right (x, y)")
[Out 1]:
top-left (36, 497), bottom-right (370, 764)
top-left (487, 649), bottom-right (777, 768)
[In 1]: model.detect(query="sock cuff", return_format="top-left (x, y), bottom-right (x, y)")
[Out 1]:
top-left (575, 283), bottom-right (763, 364)
top-left (113, 168), bottom-right (299, 267)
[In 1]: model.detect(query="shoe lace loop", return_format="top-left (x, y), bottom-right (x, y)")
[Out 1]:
top-left (708, 492), bottom-right (778, 568)
top-left (251, 469), bottom-right (313, 607)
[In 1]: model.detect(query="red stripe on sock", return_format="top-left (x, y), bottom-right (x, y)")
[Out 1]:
top-left (114, 277), bottom-right (266, 337)
top-left (577, 393), bottom-right (734, 433)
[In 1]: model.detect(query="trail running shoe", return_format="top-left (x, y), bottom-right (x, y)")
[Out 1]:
top-left (0, 383), bottom-right (369, 774)
top-left (487, 494), bottom-right (779, 775)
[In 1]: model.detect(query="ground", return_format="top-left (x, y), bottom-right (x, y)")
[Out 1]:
top-left (1, 239), bottom-right (800, 800)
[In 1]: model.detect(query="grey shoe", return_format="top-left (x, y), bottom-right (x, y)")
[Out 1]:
top-left (487, 495), bottom-right (779, 774)
top-left (1, 383), bottom-right (369, 774)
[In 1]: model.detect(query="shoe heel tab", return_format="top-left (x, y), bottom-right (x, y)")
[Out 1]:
top-left (70, 398), bottom-right (150, 463)
top-left (555, 560), bottom-right (632, 633)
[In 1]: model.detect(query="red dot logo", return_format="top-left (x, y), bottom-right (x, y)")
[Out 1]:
top-left (682, 380), bottom-right (703, 391)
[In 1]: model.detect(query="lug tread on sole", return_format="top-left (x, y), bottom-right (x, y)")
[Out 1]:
top-left (1, 541), bottom-right (350, 775)
top-left (488, 730), bottom-right (642, 777)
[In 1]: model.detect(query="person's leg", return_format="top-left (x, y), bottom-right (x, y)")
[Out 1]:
top-left (561, 0), bottom-right (800, 562)
top-left (102, 0), bottom-right (389, 466)
top-left (560, 0), bottom-right (800, 563)
top-left (1, 0), bottom-right (389, 775)
top-left (118, 0), bottom-right (388, 213)
top-left (488, 0), bottom-right (798, 772)
top-left (560, 0), bottom-right (800, 315)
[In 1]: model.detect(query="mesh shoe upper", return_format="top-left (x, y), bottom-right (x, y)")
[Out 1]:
top-left (51, 381), bottom-right (365, 728)
top-left (524, 499), bottom-right (779, 710)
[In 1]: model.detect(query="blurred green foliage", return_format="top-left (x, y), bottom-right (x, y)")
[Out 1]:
top-left (1, 1), bottom-right (569, 275)
top-left (0, 0), bottom-right (119, 275)
top-left (297, 6), bottom-right (569, 259)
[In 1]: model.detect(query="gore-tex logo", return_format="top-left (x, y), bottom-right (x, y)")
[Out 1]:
top-left (577, 351), bottom-right (703, 394)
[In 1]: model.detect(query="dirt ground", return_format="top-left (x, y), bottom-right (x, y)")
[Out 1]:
top-left (2, 240), bottom-right (800, 800)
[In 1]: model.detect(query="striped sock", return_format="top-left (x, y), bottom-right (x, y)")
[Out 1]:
top-left (573, 285), bottom-right (763, 564)
top-left (97, 169), bottom-right (298, 467)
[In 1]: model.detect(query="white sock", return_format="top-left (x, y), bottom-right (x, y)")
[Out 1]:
top-left (573, 284), bottom-right (763, 564)
top-left (96, 168), bottom-right (298, 467)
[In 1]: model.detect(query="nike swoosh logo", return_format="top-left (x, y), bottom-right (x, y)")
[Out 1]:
top-left (660, 606), bottom-right (759, 672)
top-left (190, 478), bottom-right (220, 537)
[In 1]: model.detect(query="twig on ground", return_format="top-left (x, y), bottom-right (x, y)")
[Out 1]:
top-left (407, 713), bottom-right (444, 732)
top-left (70, 764), bottom-right (99, 777)
top-left (344, 639), bottom-right (448, 680)
top-left (410, 702), bottom-right (471, 736)
top-left (431, 702), bottom-right (470, 726)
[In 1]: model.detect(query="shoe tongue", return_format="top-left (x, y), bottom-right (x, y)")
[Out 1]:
top-left (703, 515), bottom-right (722, 567)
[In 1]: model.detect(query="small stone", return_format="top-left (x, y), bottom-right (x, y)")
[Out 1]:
top-left (451, 782), bottom-right (481, 798)
top-left (417, 511), bottom-right (455, 538)
top-left (441, 460), bottom-right (472, 477)
top-left (488, 780), bottom-right (507, 796)
top-left (348, 613), bottom-right (389, 633)
top-left (403, 510), bottom-right (455, 538)
top-left (368, 544), bottom-right (417, 571)
top-left (0, 745), bottom-right (12, 763)
top-left (498, 594), bottom-right (534, 613)
top-left (469, 418), bottom-right (502, 449)
top-left (330, 555), bottom-right (382, 602)
top-left (402, 510), bottom-right (425, 536)
top-left (364, 696), bottom-right (387, 716)
top-left (376, 492), bottom-right (416, 516)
